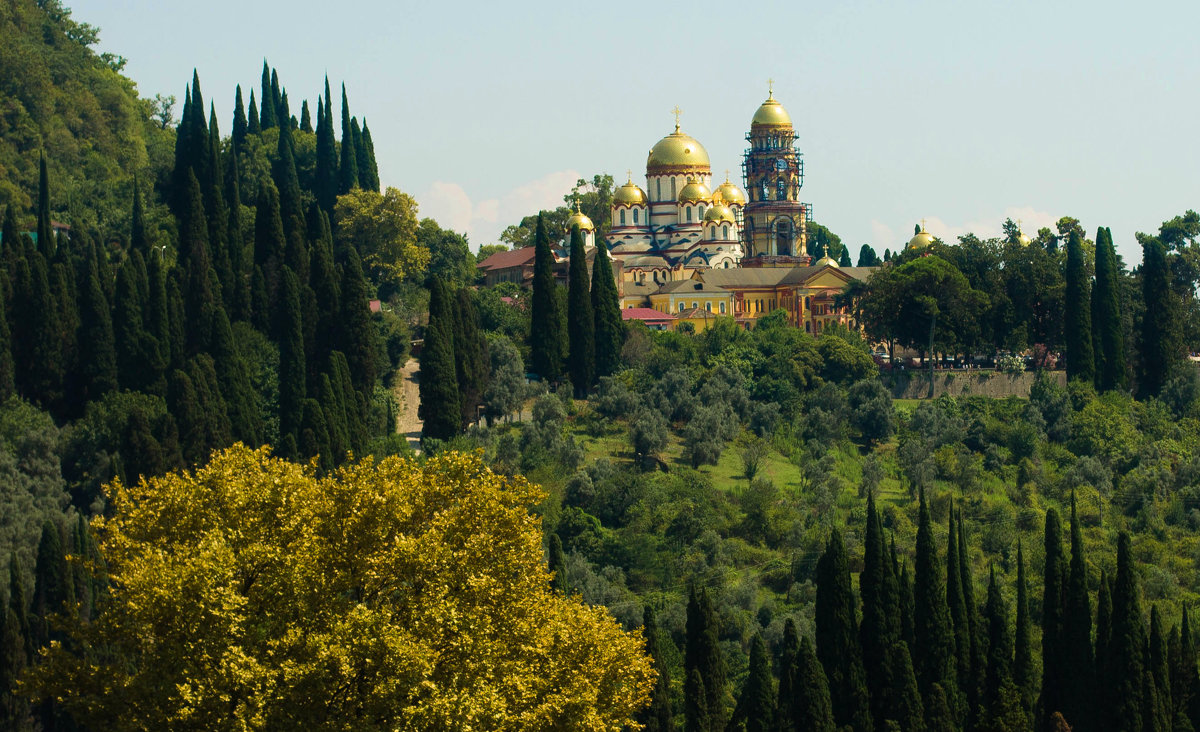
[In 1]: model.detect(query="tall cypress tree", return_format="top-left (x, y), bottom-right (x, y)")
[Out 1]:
top-left (733, 634), bottom-right (774, 732)
top-left (590, 240), bottom-right (623, 380)
top-left (566, 225), bottom-right (594, 397)
top-left (1110, 532), bottom-right (1146, 732)
top-left (815, 528), bottom-right (873, 731)
top-left (75, 243), bottom-right (118, 402)
top-left (208, 306), bottom-right (262, 446)
top-left (224, 151), bottom-right (249, 319)
top-left (1, 204), bottom-right (20, 262)
top-left (686, 669), bottom-right (710, 732)
top-left (32, 521), bottom-right (71, 646)
top-left (1095, 569), bottom-right (1113, 725)
top-left (1041, 507), bottom-right (1067, 728)
top-left (860, 491), bottom-right (904, 729)
top-left (419, 277), bottom-right (459, 442)
top-left (351, 117), bottom-right (368, 191)
top-left (247, 90), bottom-right (260, 136)
top-left (685, 586), bottom-right (726, 731)
top-left (259, 61), bottom-right (277, 130)
top-left (1150, 606), bottom-right (1174, 732)
top-left (1013, 541), bottom-right (1035, 719)
top-left (1064, 228), bottom-right (1095, 382)
top-left (36, 153), bottom-right (52, 259)
top-left (254, 181), bottom-right (286, 300)
top-left (232, 85), bottom-right (248, 155)
top-left (130, 176), bottom-right (150, 259)
top-left (453, 287), bottom-right (488, 429)
top-left (145, 254), bottom-right (171, 391)
top-left (0, 556), bottom-right (28, 727)
top-left (276, 266), bottom-right (306, 454)
top-left (792, 636), bottom-right (836, 732)
top-left (945, 505), bottom-right (969, 717)
top-left (360, 120), bottom-right (380, 192)
top-left (1139, 235), bottom-right (1179, 398)
top-left (338, 84), bottom-right (359, 194)
top-left (316, 79), bottom-right (338, 214)
top-left (339, 248), bottom-right (376, 398)
top-left (777, 619), bottom-right (800, 731)
top-left (299, 100), bottom-right (312, 133)
top-left (1062, 493), bottom-right (1094, 729)
top-left (1093, 226), bottom-right (1126, 391)
top-left (270, 69), bottom-right (282, 124)
top-left (530, 213), bottom-right (565, 381)
top-left (274, 117), bottom-right (307, 268)
top-left (1179, 606), bottom-right (1200, 730)
top-left (180, 171), bottom-right (217, 356)
top-left (640, 605), bottom-right (675, 732)
top-left (957, 512), bottom-right (984, 726)
top-left (913, 491), bottom-right (957, 718)
top-left (307, 204), bottom-right (341, 356)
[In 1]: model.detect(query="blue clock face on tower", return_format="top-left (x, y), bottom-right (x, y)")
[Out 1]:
top-left (774, 158), bottom-right (787, 171)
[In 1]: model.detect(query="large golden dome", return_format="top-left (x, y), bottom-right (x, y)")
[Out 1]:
top-left (647, 127), bottom-right (711, 175)
top-left (677, 177), bottom-right (713, 204)
top-left (613, 179), bottom-right (648, 206)
top-left (751, 90), bottom-right (793, 128)
top-left (566, 201), bottom-right (595, 233)
top-left (907, 225), bottom-right (935, 250)
top-left (713, 176), bottom-right (747, 206)
top-left (704, 203), bottom-right (736, 224)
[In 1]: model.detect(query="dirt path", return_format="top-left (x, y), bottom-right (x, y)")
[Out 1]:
top-left (392, 358), bottom-right (422, 454)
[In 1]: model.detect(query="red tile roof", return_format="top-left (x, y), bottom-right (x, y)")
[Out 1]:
top-left (477, 246), bottom-right (536, 270)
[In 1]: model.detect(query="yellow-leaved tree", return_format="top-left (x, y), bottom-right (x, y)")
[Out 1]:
top-left (334, 186), bottom-right (429, 288)
top-left (29, 447), bottom-right (653, 730)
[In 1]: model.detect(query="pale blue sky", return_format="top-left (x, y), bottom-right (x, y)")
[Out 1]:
top-left (77, 0), bottom-right (1199, 264)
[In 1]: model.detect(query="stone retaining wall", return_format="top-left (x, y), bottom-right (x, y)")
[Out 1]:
top-left (883, 369), bottom-right (1066, 399)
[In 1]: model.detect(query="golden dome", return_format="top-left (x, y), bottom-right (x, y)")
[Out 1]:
top-left (647, 128), bottom-right (711, 175)
top-left (566, 201), bottom-right (595, 233)
top-left (751, 90), bottom-right (793, 128)
top-left (677, 177), bottom-right (713, 204)
top-left (713, 177), bottom-right (747, 206)
top-left (1017, 232), bottom-right (1031, 247)
top-left (815, 243), bottom-right (838, 267)
top-left (613, 179), bottom-right (648, 206)
top-left (907, 225), bottom-right (935, 250)
top-left (704, 203), bottom-right (736, 224)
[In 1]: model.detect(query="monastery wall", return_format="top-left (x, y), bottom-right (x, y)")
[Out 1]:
top-left (883, 369), bottom-right (1067, 400)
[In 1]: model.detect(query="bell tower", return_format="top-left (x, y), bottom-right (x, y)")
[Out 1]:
top-left (740, 83), bottom-right (812, 267)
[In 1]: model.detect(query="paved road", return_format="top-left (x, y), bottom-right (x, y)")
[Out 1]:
top-left (393, 358), bottom-right (422, 454)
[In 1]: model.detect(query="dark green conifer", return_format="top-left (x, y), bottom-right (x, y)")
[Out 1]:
top-left (316, 80), bottom-right (338, 214)
top-left (530, 214), bottom-right (565, 381)
top-left (360, 120), bottom-right (380, 192)
top-left (250, 266), bottom-right (270, 334)
top-left (276, 267), bottom-right (307, 453)
top-left (815, 527), bottom-right (873, 731)
top-left (182, 354), bottom-right (233, 461)
top-left (274, 122), bottom-right (307, 273)
top-left (1093, 226), bottom-right (1126, 390)
top-left (338, 84), bottom-right (359, 194)
top-left (1151, 606), bottom-right (1173, 732)
top-left (180, 171), bottom-right (216, 355)
top-left (839, 247), bottom-right (852, 267)
top-left (1, 205), bottom-right (20, 262)
top-left (1139, 235), bottom-right (1179, 398)
top-left (945, 505), bottom-right (969, 715)
top-left (983, 566), bottom-right (1012, 723)
top-left (1095, 570), bottom-right (1113, 718)
top-left (685, 586), bottom-right (727, 731)
top-left (270, 69), bottom-right (282, 123)
top-left (640, 605), bottom-right (675, 732)
top-left (32, 521), bottom-right (71, 645)
top-left (1111, 532), bottom-right (1146, 732)
top-left (254, 182), bottom-right (286, 298)
top-left (307, 205), bottom-right (340, 355)
top-left (76, 243), bottom-right (118, 402)
top-left (208, 306), bottom-right (262, 446)
top-left (298, 397), bottom-right (332, 473)
top-left (1064, 228), bottom-right (1095, 382)
top-left (1041, 507), bottom-right (1067, 728)
top-left (232, 85), bottom-right (247, 154)
top-left (1013, 541), bottom-right (1035, 717)
top-left (733, 634), bottom-right (774, 732)
top-left (419, 277), bottom-right (459, 443)
top-left (351, 117), bottom-right (368, 191)
top-left (0, 558), bottom-right (29, 726)
top-left (0, 291), bottom-right (13, 402)
top-left (166, 271), bottom-right (186, 370)
top-left (318, 372), bottom-right (349, 464)
top-left (339, 248), bottom-right (376, 397)
top-left (899, 558), bottom-right (916, 650)
top-left (131, 177), bottom-right (150, 259)
top-left (566, 225), bottom-right (594, 397)
top-left (885, 641), bottom-right (925, 731)
top-left (914, 491), bottom-right (956, 717)
top-left (861, 492), bottom-right (903, 729)
top-left (777, 619), bottom-right (800, 731)
top-left (1178, 606), bottom-right (1199, 731)
top-left (247, 90), bottom-right (260, 136)
top-left (299, 100), bottom-right (312, 133)
top-left (923, 683), bottom-right (954, 732)
top-left (957, 512), bottom-right (984, 726)
top-left (259, 61), bottom-right (277, 129)
top-left (453, 287), bottom-right (488, 429)
top-left (329, 351), bottom-right (366, 451)
top-left (36, 153), bottom-right (53, 259)
top-left (590, 241), bottom-right (623, 379)
top-left (547, 534), bottom-right (567, 594)
top-left (686, 669), bottom-right (710, 732)
top-left (224, 152), bottom-right (249, 319)
top-left (1063, 492), bottom-right (1094, 729)
top-left (792, 636), bottom-right (837, 732)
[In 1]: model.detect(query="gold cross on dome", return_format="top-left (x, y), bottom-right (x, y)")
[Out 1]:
top-left (626, 169), bottom-right (633, 183)
top-left (1017, 218), bottom-right (1024, 231)
top-left (921, 217), bottom-right (927, 232)
top-left (768, 78), bottom-right (775, 97)
top-left (725, 169), bottom-right (731, 182)
top-left (671, 105), bottom-right (682, 131)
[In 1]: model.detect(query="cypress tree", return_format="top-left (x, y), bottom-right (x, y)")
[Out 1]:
top-left (0, 558), bottom-right (28, 727)
top-left (793, 635), bottom-right (837, 732)
top-left (0, 289), bottom-right (12, 403)
top-left (318, 372), bottom-right (349, 463)
top-left (861, 492), bottom-right (903, 729)
top-left (209, 306), bottom-right (262, 446)
top-left (186, 354), bottom-right (233, 458)
top-left (815, 528), bottom-right (873, 731)
top-left (316, 80), bottom-right (338, 214)
top-left (76, 243), bottom-right (118, 402)
top-left (206, 104), bottom-right (230, 261)
top-left (1151, 606), bottom-right (1173, 732)
top-left (274, 120), bottom-right (307, 272)
top-left (530, 213), bottom-right (565, 381)
top-left (857, 244), bottom-right (880, 267)
top-left (259, 61), bottom-right (277, 129)
top-left (166, 270), bottom-right (186, 370)
top-left (735, 634), bottom-right (774, 732)
top-left (839, 247), bottom-right (852, 267)
top-left (9, 555), bottom-right (30, 664)
top-left (566, 224), bottom-right (595, 397)
top-left (453, 287), bottom-right (488, 429)
top-left (130, 176), bottom-right (150, 259)
top-left (886, 641), bottom-right (925, 731)
top-left (224, 151), bottom-right (249, 319)
top-left (181, 171), bottom-right (217, 356)
top-left (957, 512), bottom-right (985, 726)
top-left (360, 120), bottom-right (380, 192)
top-left (232, 85), bottom-right (247, 154)
top-left (1093, 226), bottom-right (1126, 391)
top-left (299, 100), bottom-right (312, 133)
top-left (1139, 235), bottom-right (1179, 398)
top-left (32, 521), bottom-right (71, 645)
top-left (1064, 228), bottom-right (1095, 382)
top-left (419, 277), bottom-right (459, 442)
top-left (144, 255), bottom-right (171, 389)
top-left (685, 586), bottom-right (726, 730)
top-left (299, 397), bottom-right (332, 473)
top-left (1096, 570), bottom-right (1113, 726)
top-left (308, 205), bottom-right (341, 355)
top-left (641, 605), bottom-right (675, 732)
top-left (899, 558), bottom-right (916, 650)
top-left (36, 153), bottom-right (53, 259)
top-left (1013, 541), bottom-right (1035, 718)
top-left (686, 669), bottom-right (710, 732)
top-left (1062, 492), bottom-right (1095, 729)
top-left (1041, 507), bottom-right (1067, 727)
top-left (276, 266), bottom-right (306, 454)
top-left (171, 86), bottom-right (193, 217)
top-left (1178, 606), bottom-right (1200, 731)
top-left (983, 566), bottom-right (1011, 721)
top-left (254, 181), bottom-right (286, 299)
top-left (270, 69), bottom-right (282, 124)
top-left (352, 117), bottom-right (368, 191)
top-left (338, 84), bottom-right (359, 194)
top-left (339, 248), bottom-right (376, 397)
top-left (47, 259), bottom-right (75, 415)
top-left (913, 491), bottom-right (957, 717)
top-left (247, 90), bottom-right (260, 136)
top-left (547, 533), bottom-right (568, 594)
top-left (1, 205), bottom-right (20, 262)
top-left (945, 505), bottom-right (969, 716)
top-left (924, 683), bottom-right (954, 732)
top-left (590, 240), bottom-right (623, 380)
top-left (777, 619), bottom-right (800, 731)
top-left (1111, 532), bottom-right (1146, 732)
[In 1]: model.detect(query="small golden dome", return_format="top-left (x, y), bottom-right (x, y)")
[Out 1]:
top-left (1017, 232), bottom-right (1031, 247)
top-left (677, 177), bottom-right (713, 204)
top-left (647, 130), bottom-right (711, 175)
top-left (907, 226), bottom-right (935, 250)
top-left (613, 179), bottom-right (648, 206)
top-left (704, 203), bottom-right (736, 224)
top-left (815, 243), bottom-right (838, 267)
top-left (751, 90), bottom-right (793, 128)
top-left (714, 178), bottom-right (747, 206)
top-left (566, 201), bottom-right (595, 233)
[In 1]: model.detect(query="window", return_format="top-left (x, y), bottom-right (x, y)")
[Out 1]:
top-left (686, 207), bottom-right (692, 222)
top-left (722, 225), bottom-right (729, 239)
top-left (699, 204), bottom-right (706, 218)
top-left (691, 302), bottom-right (698, 310)
top-left (633, 208), bottom-right (639, 224)
top-left (671, 178), bottom-right (677, 198)
top-left (705, 302), bottom-right (711, 312)
top-left (719, 302), bottom-right (726, 314)
top-left (619, 210), bottom-right (626, 225)
top-left (777, 178), bottom-right (787, 200)
top-left (657, 180), bottom-right (662, 199)
top-left (678, 302), bottom-right (685, 313)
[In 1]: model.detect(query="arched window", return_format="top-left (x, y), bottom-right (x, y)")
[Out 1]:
top-left (656, 180), bottom-right (662, 199)
top-left (719, 302), bottom-right (726, 314)
top-left (671, 178), bottom-right (677, 199)
top-left (699, 204), bottom-right (706, 218)
top-left (692, 302), bottom-right (698, 310)
top-left (705, 302), bottom-right (712, 312)
top-left (722, 225), bottom-right (729, 239)
top-left (619, 209), bottom-right (626, 226)
top-left (633, 208), bottom-right (639, 224)
top-left (777, 178), bottom-right (787, 200)
top-left (686, 207), bottom-right (692, 222)
top-left (678, 302), bottom-right (685, 313)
